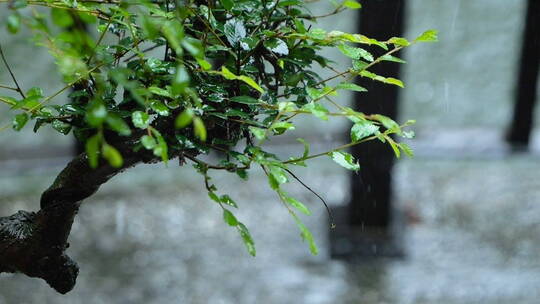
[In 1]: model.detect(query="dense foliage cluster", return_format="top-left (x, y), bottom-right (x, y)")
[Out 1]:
top-left (1, 0), bottom-right (436, 255)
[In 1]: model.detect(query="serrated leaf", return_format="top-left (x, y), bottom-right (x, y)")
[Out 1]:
top-left (400, 142), bottom-right (414, 157)
top-left (264, 38), bottom-right (289, 56)
top-left (351, 121), bottom-right (379, 142)
top-left (338, 43), bottom-right (373, 61)
top-left (415, 29), bottom-right (438, 42)
top-left (329, 151), bottom-right (360, 171)
top-left (224, 18), bottom-right (246, 46)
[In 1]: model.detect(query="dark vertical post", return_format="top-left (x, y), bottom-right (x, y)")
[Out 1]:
top-left (331, 0), bottom-right (405, 258)
top-left (349, 0), bottom-right (404, 227)
top-left (506, 0), bottom-right (539, 147)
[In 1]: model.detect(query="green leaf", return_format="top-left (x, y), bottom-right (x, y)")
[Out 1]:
top-left (237, 223), bottom-right (256, 256)
top-left (7, 15), bottom-right (21, 34)
top-left (343, 0), bottom-right (361, 9)
top-left (86, 100), bottom-right (107, 127)
top-left (175, 108), bottom-right (194, 128)
top-left (329, 151), bottom-right (360, 171)
top-left (387, 137), bottom-right (401, 158)
top-left (292, 214), bottom-right (318, 255)
top-left (220, 0), bottom-right (234, 10)
top-left (230, 96), bottom-right (259, 105)
top-left (336, 82), bottom-right (367, 92)
top-left (220, 195), bottom-right (238, 208)
top-left (264, 38), bottom-right (289, 56)
top-left (297, 138), bottom-right (310, 158)
top-left (270, 121), bottom-right (295, 134)
top-left (249, 126), bottom-right (266, 141)
top-left (148, 86), bottom-right (171, 98)
top-left (132, 111), bottom-right (150, 129)
top-left (284, 194), bottom-right (311, 215)
top-left (150, 101), bottom-right (170, 116)
top-left (106, 114), bottom-right (131, 136)
top-left (269, 165), bottom-right (288, 185)
top-left (172, 65), bottom-right (190, 94)
top-left (151, 128), bottom-right (169, 164)
top-left (85, 134), bottom-right (100, 168)
top-left (388, 37), bottom-right (410, 46)
top-left (385, 77), bottom-right (404, 88)
top-left (223, 209), bottom-right (239, 226)
top-left (400, 142), bottom-right (414, 157)
top-left (193, 117), bottom-right (207, 141)
top-left (415, 29), bottom-right (438, 42)
top-left (372, 114), bottom-right (400, 132)
top-left (12, 113), bottom-right (28, 131)
top-left (351, 121), bottom-right (379, 142)
top-left (102, 143), bottom-right (123, 168)
top-left (224, 18), bottom-right (246, 46)
top-left (237, 76), bottom-right (265, 94)
top-left (381, 55), bottom-right (406, 64)
top-left (141, 135), bottom-right (157, 150)
top-left (302, 102), bottom-right (329, 120)
top-left (51, 8), bottom-right (74, 28)
top-left (52, 120), bottom-right (72, 135)
top-left (338, 43), bottom-right (373, 61)
top-left (221, 66), bottom-right (237, 80)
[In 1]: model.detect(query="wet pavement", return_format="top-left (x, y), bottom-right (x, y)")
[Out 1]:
top-left (1, 146), bottom-right (540, 304)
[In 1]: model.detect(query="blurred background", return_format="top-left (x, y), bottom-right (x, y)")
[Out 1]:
top-left (1, 0), bottom-right (540, 303)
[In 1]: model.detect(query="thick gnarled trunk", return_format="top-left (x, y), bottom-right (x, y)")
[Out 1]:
top-left (0, 142), bottom-right (164, 293)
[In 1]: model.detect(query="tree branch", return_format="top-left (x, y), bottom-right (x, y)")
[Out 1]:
top-left (0, 135), bottom-right (168, 294)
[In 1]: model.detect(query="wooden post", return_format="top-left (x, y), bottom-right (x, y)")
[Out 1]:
top-left (506, 0), bottom-right (539, 148)
top-left (331, 0), bottom-right (405, 258)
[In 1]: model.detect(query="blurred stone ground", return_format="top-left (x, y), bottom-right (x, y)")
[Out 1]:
top-left (1, 135), bottom-right (540, 304)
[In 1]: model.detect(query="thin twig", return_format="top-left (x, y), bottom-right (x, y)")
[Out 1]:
top-left (284, 168), bottom-right (335, 228)
top-left (0, 42), bottom-right (26, 99)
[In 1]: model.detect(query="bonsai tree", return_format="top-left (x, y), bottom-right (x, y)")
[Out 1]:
top-left (0, 0), bottom-right (436, 293)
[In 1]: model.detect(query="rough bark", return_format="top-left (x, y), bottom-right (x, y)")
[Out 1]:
top-left (0, 136), bottom-right (166, 294)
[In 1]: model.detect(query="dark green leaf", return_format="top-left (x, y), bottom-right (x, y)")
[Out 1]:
top-left (12, 113), bottom-right (28, 131)
top-left (223, 209), bottom-right (238, 226)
